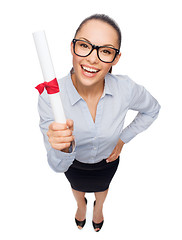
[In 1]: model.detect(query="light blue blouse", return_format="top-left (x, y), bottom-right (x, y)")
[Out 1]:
top-left (38, 72), bottom-right (160, 172)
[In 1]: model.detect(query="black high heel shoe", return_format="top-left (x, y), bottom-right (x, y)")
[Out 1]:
top-left (75, 197), bottom-right (87, 229)
top-left (92, 200), bottom-right (104, 232)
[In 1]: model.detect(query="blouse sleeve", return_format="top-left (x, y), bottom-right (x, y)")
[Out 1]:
top-left (120, 77), bottom-right (161, 143)
top-left (37, 91), bottom-right (76, 172)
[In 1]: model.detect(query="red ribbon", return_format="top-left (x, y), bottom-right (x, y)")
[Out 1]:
top-left (35, 78), bottom-right (60, 95)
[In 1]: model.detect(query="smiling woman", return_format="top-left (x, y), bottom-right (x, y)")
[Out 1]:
top-left (37, 14), bottom-right (161, 232)
top-left (70, 18), bottom-right (121, 93)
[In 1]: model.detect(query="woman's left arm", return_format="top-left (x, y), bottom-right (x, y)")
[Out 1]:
top-left (107, 77), bottom-right (161, 162)
top-left (120, 78), bottom-right (161, 144)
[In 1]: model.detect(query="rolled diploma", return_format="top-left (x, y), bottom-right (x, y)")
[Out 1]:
top-left (33, 31), bottom-right (66, 123)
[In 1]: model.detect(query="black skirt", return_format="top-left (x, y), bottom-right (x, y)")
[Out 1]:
top-left (64, 157), bottom-right (119, 193)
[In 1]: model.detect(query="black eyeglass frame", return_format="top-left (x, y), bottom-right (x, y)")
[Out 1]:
top-left (72, 38), bottom-right (120, 63)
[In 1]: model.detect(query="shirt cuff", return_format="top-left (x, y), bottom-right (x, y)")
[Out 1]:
top-left (47, 147), bottom-right (76, 173)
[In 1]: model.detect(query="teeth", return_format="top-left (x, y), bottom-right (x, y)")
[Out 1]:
top-left (82, 66), bottom-right (98, 73)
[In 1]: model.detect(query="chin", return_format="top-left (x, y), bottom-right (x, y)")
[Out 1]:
top-left (79, 75), bottom-right (98, 87)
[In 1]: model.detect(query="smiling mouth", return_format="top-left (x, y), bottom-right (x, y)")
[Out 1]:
top-left (81, 65), bottom-right (100, 73)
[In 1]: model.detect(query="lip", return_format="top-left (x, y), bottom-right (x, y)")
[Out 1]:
top-left (80, 64), bottom-right (100, 78)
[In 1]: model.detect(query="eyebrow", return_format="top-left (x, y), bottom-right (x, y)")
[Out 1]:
top-left (79, 37), bottom-right (116, 48)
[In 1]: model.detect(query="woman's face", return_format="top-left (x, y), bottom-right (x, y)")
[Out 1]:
top-left (71, 20), bottom-right (121, 88)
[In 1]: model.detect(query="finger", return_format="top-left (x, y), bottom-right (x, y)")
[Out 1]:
top-left (66, 119), bottom-right (74, 130)
top-left (107, 155), bottom-right (119, 163)
top-left (49, 122), bottom-right (68, 131)
top-left (50, 128), bottom-right (73, 138)
top-left (106, 152), bottom-right (115, 163)
top-left (106, 156), bottom-right (115, 163)
top-left (49, 135), bottom-right (75, 144)
top-left (51, 142), bottom-right (71, 151)
top-left (106, 149), bottom-right (119, 162)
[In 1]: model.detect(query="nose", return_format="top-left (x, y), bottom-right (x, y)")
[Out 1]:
top-left (86, 49), bottom-right (99, 64)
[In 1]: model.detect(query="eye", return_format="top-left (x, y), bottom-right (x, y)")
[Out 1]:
top-left (102, 49), bottom-right (111, 55)
top-left (100, 48), bottom-right (112, 55)
top-left (79, 42), bottom-right (89, 49)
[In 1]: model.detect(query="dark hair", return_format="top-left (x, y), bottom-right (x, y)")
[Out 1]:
top-left (74, 14), bottom-right (122, 73)
top-left (75, 14), bottom-right (122, 49)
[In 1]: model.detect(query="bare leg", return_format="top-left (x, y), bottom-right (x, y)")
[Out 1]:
top-left (93, 189), bottom-right (109, 231)
top-left (72, 188), bottom-right (86, 229)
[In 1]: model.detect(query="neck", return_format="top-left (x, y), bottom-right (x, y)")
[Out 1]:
top-left (71, 73), bottom-right (104, 100)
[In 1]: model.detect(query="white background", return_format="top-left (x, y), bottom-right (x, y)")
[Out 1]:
top-left (0, 0), bottom-right (182, 239)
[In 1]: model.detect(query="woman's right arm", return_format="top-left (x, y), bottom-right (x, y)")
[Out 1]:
top-left (38, 91), bottom-right (76, 172)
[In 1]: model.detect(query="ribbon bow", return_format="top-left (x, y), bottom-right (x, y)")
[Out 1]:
top-left (35, 78), bottom-right (60, 95)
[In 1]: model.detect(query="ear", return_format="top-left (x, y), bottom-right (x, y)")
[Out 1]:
top-left (70, 41), bottom-right (74, 55)
top-left (112, 52), bottom-right (121, 66)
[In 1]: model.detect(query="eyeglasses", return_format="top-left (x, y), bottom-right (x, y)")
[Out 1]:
top-left (72, 39), bottom-right (120, 63)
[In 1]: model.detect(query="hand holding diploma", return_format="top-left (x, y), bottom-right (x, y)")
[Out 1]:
top-left (47, 120), bottom-right (75, 152)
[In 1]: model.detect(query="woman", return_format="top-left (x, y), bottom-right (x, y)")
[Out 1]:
top-left (38, 14), bottom-right (160, 232)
